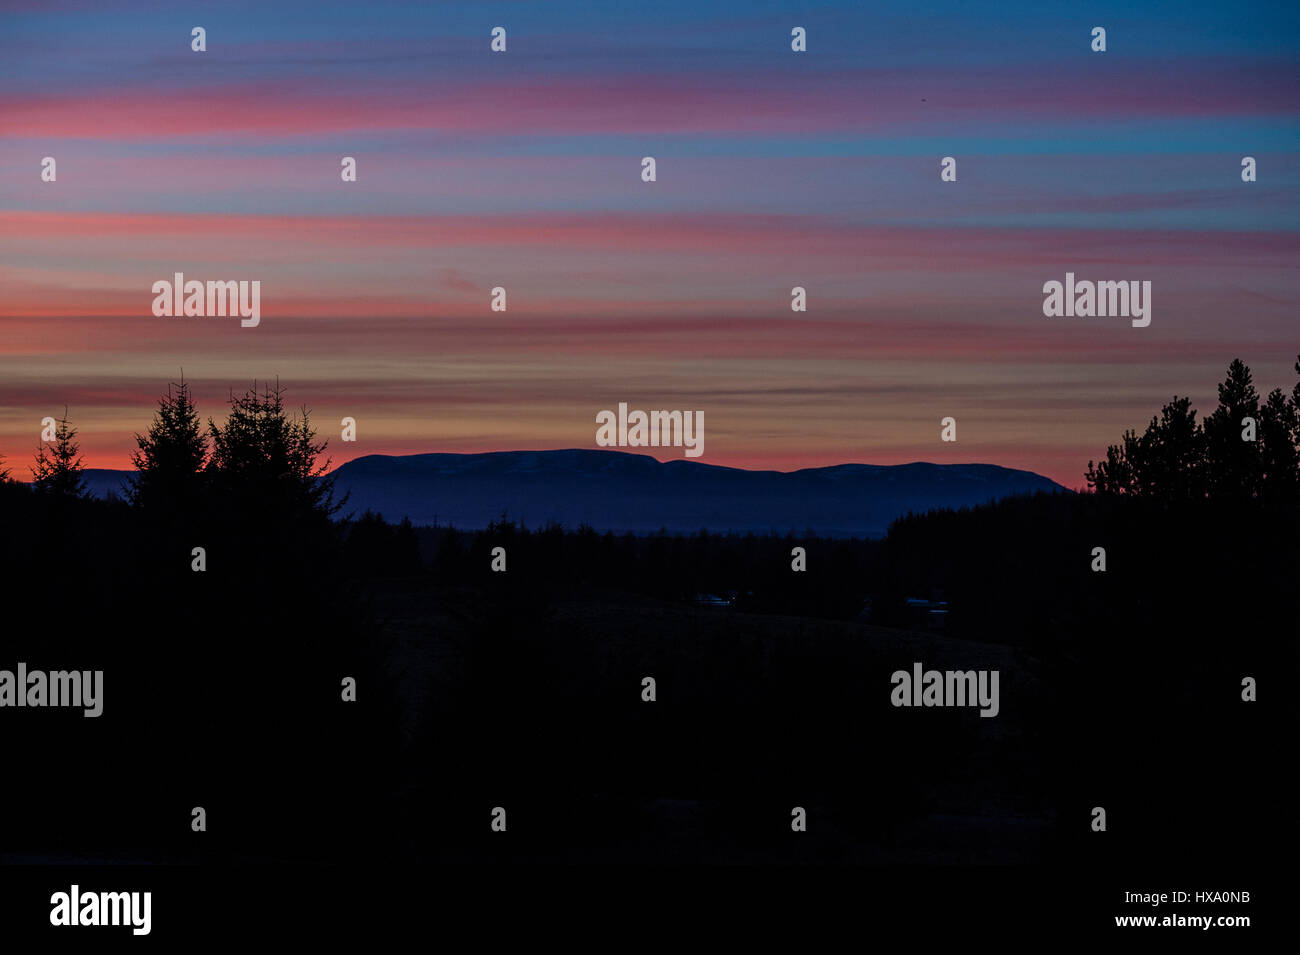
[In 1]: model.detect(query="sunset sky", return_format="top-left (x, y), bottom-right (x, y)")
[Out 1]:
top-left (2, 0), bottom-right (1298, 489)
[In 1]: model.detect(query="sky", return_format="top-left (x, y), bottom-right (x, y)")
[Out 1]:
top-left (1, 0), bottom-right (1298, 489)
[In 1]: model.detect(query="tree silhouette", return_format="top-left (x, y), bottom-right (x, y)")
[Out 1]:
top-left (1085, 396), bottom-right (1205, 498)
top-left (1259, 384), bottom-right (1300, 503)
top-left (1293, 354), bottom-right (1300, 415)
top-left (31, 409), bottom-right (86, 497)
top-left (1203, 358), bottom-right (1262, 499)
top-left (1088, 357), bottom-right (1300, 502)
top-left (206, 379), bottom-right (341, 522)
top-left (0, 452), bottom-right (10, 482)
top-left (342, 510), bottom-right (422, 577)
top-left (130, 377), bottom-right (208, 514)
top-left (1085, 427), bottom-right (1139, 496)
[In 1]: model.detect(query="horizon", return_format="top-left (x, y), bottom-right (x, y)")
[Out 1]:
top-left (4, 0), bottom-right (1298, 493)
top-left (19, 445), bottom-right (1073, 485)
top-left (31, 444), bottom-right (1069, 538)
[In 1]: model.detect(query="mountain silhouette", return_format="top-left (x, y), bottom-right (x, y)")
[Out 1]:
top-left (79, 449), bottom-right (1066, 536)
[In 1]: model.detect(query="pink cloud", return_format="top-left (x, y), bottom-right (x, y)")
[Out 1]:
top-left (4, 61), bottom-right (1294, 142)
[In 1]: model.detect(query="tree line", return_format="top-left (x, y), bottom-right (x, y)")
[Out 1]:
top-left (1086, 356), bottom-right (1300, 502)
top-left (2, 378), bottom-right (338, 516)
top-left (0, 380), bottom-right (399, 863)
top-left (6, 356), bottom-right (1297, 512)
top-left (1, 361), bottom-right (1292, 865)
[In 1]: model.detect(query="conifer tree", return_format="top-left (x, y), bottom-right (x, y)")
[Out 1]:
top-left (1258, 386), bottom-right (1299, 502)
top-left (130, 378), bottom-right (208, 513)
top-left (206, 380), bottom-right (340, 521)
top-left (1088, 358), bottom-right (1299, 502)
top-left (1203, 358), bottom-right (1262, 499)
top-left (31, 409), bottom-right (86, 497)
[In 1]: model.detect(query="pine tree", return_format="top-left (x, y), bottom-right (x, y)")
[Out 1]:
top-left (206, 380), bottom-right (341, 521)
top-left (1085, 397), bottom-right (1204, 499)
top-left (1135, 396), bottom-right (1206, 500)
top-left (31, 410), bottom-right (86, 497)
top-left (130, 378), bottom-right (208, 513)
top-left (1203, 358), bottom-right (1262, 499)
top-left (1088, 358), bottom-right (1300, 503)
top-left (1086, 428), bottom-right (1140, 495)
top-left (1292, 354), bottom-right (1300, 444)
top-left (1258, 387), bottom-right (1299, 502)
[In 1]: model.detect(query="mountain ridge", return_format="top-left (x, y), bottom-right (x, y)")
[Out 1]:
top-left (69, 448), bottom-right (1069, 538)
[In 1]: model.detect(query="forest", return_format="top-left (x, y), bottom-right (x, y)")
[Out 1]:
top-left (0, 358), bottom-right (1294, 865)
